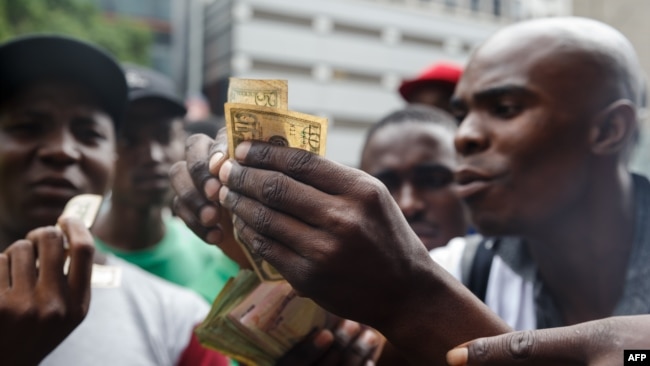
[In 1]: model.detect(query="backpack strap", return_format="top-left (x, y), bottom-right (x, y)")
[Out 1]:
top-left (461, 235), bottom-right (496, 302)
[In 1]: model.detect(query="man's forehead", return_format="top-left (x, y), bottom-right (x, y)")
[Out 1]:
top-left (456, 17), bottom-right (640, 101)
top-left (455, 36), bottom-right (593, 104)
top-left (364, 123), bottom-right (456, 167)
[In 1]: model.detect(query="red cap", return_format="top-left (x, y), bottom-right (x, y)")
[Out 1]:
top-left (399, 61), bottom-right (463, 102)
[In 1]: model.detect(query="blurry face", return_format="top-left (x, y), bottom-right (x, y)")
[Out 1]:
top-left (112, 99), bottom-right (185, 208)
top-left (0, 81), bottom-right (115, 241)
top-left (409, 84), bottom-right (456, 113)
top-left (450, 34), bottom-right (601, 236)
top-left (361, 122), bottom-right (467, 250)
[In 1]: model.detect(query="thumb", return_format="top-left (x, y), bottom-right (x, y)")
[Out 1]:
top-left (446, 329), bottom-right (586, 366)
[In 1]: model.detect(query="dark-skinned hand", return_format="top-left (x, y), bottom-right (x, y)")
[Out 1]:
top-left (278, 319), bottom-right (384, 366)
top-left (446, 315), bottom-right (650, 366)
top-left (0, 217), bottom-right (95, 366)
top-left (169, 130), bottom-right (510, 365)
top-left (216, 140), bottom-right (510, 364)
top-left (169, 131), bottom-right (250, 269)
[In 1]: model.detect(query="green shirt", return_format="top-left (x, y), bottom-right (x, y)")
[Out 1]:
top-left (95, 217), bottom-right (239, 303)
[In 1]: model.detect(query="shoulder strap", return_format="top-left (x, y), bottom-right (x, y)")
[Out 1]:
top-left (461, 235), bottom-right (496, 302)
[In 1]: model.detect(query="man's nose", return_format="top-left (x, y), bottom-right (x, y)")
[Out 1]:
top-left (37, 128), bottom-right (81, 166)
top-left (396, 183), bottom-right (424, 219)
top-left (454, 113), bottom-right (490, 157)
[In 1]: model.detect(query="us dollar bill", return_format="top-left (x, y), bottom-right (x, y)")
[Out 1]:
top-left (58, 194), bottom-right (122, 288)
top-left (224, 102), bottom-right (327, 281)
top-left (227, 78), bottom-right (288, 109)
top-left (224, 103), bottom-right (327, 158)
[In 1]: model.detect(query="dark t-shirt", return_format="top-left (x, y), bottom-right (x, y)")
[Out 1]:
top-left (489, 173), bottom-right (650, 328)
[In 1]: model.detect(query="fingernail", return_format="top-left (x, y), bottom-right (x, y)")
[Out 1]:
top-left (313, 329), bottom-right (334, 349)
top-left (219, 160), bottom-right (232, 183)
top-left (357, 329), bottom-right (380, 350)
top-left (446, 347), bottom-right (468, 366)
top-left (365, 360), bottom-right (376, 366)
top-left (335, 319), bottom-right (360, 346)
top-left (219, 186), bottom-right (229, 205)
top-left (234, 141), bottom-right (251, 161)
top-left (209, 152), bottom-right (225, 174)
top-left (200, 205), bottom-right (217, 226)
top-left (204, 178), bottom-right (221, 200)
top-left (205, 229), bottom-right (222, 244)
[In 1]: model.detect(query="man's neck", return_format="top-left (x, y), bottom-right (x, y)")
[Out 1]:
top-left (92, 199), bottom-right (167, 252)
top-left (525, 167), bottom-right (636, 325)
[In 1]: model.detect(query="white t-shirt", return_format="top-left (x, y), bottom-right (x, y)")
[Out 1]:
top-left (41, 255), bottom-right (209, 366)
top-left (430, 237), bottom-right (536, 331)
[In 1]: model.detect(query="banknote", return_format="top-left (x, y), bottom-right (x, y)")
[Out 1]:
top-left (227, 78), bottom-right (288, 110)
top-left (58, 194), bottom-right (123, 288)
top-left (196, 270), bottom-right (336, 366)
top-left (224, 102), bottom-right (327, 158)
top-left (224, 102), bottom-right (328, 281)
top-left (230, 280), bottom-right (332, 353)
top-left (58, 193), bottom-right (103, 232)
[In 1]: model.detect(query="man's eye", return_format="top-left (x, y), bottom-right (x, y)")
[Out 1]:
top-left (414, 169), bottom-right (453, 189)
top-left (492, 103), bottom-right (522, 119)
top-left (4, 121), bottom-right (42, 135)
top-left (77, 128), bottom-right (105, 141)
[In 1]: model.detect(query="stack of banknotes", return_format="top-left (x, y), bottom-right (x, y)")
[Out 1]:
top-left (196, 270), bottom-right (337, 365)
top-left (196, 79), bottom-right (351, 365)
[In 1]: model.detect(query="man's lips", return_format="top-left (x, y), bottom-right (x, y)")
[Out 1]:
top-left (29, 177), bottom-right (79, 199)
top-left (454, 168), bottom-right (502, 199)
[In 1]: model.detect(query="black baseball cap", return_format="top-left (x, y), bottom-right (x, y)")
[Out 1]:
top-left (123, 64), bottom-right (187, 117)
top-left (0, 34), bottom-right (128, 130)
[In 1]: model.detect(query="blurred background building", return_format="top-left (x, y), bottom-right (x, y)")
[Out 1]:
top-left (16, 0), bottom-right (649, 171)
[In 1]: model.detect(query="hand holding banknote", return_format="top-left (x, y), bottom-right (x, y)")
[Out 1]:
top-left (0, 214), bottom-right (95, 365)
top-left (171, 79), bottom-right (389, 365)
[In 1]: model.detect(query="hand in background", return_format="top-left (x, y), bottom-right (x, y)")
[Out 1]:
top-left (0, 217), bottom-right (95, 365)
top-left (278, 319), bottom-right (384, 366)
top-left (170, 128), bottom-right (251, 269)
top-left (446, 315), bottom-right (650, 366)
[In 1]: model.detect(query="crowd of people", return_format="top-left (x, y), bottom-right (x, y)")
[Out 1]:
top-left (1, 14), bottom-right (649, 366)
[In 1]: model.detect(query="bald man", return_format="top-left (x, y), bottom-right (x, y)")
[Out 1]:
top-left (170, 17), bottom-right (650, 365)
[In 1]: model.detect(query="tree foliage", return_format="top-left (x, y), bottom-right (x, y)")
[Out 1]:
top-left (0, 0), bottom-right (152, 64)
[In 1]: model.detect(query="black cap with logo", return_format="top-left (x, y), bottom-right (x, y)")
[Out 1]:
top-left (123, 64), bottom-right (186, 117)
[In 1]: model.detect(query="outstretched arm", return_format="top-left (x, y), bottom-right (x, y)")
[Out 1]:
top-left (213, 141), bottom-right (511, 364)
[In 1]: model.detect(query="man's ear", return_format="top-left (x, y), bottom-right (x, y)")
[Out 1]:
top-left (589, 99), bottom-right (637, 156)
